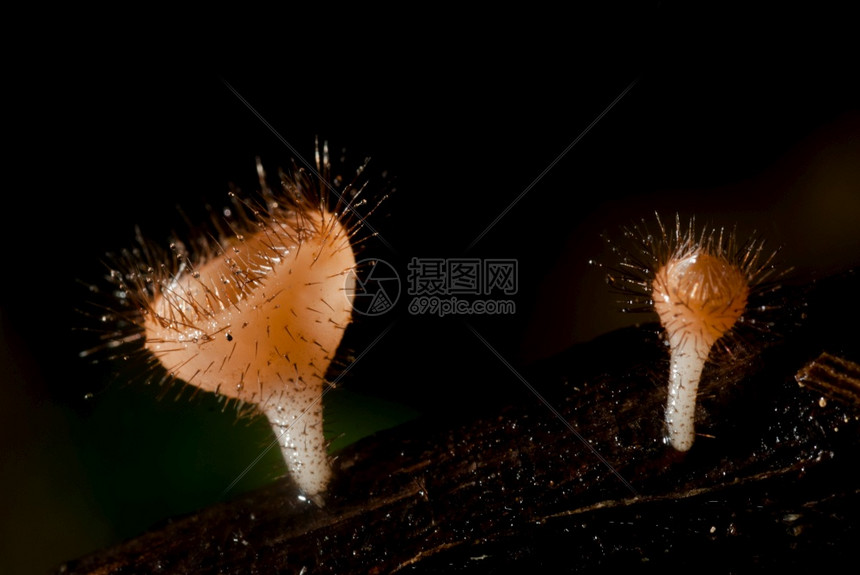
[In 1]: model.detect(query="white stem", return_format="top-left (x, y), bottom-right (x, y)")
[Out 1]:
top-left (262, 398), bottom-right (331, 502)
top-left (665, 337), bottom-right (710, 451)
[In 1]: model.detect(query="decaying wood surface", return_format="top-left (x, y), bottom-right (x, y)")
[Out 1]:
top-left (57, 270), bottom-right (859, 574)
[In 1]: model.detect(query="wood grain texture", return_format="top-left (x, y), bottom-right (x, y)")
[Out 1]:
top-left (57, 270), bottom-right (860, 574)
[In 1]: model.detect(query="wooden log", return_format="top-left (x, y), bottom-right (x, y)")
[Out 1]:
top-left (57, 270), bottom-right (860, 573)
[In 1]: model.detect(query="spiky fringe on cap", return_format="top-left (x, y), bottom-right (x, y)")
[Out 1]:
top-left (80, 140), bottom-right (375, 411)
top-left (604, 212), bottom-right (791, 356)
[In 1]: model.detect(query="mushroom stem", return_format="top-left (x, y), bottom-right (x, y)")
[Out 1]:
top-left (665, 336), bottom-right (711, 451)
top-left (262, 398), bottom-right (331, 501)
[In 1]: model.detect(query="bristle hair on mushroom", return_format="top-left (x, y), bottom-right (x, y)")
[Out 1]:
top-left (603, 212), bottom-right (790, 451)
top-left (81, 140), bottom-right (376, 501)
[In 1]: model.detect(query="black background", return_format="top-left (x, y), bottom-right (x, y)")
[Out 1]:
top-left (3, 6), bottom-right (859, 573)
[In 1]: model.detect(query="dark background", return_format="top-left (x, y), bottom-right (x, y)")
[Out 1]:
top-left (3, 7), bottom-right (859, 573)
